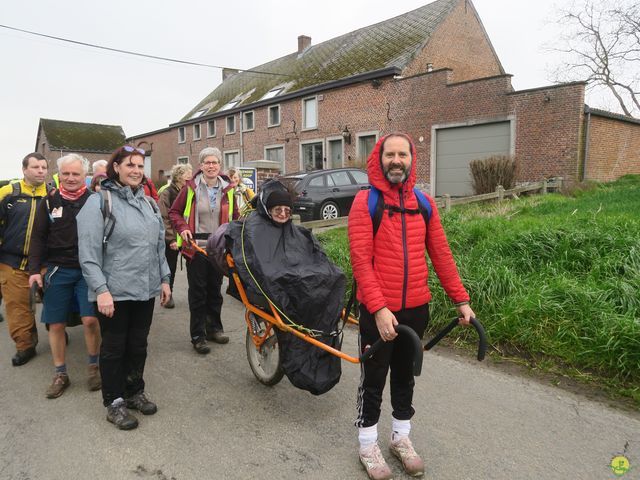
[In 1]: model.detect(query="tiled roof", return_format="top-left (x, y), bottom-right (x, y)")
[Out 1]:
top-left (39, 118), bottom-right (126, 153)
top-left (182, 0), bottom-right (458, 121)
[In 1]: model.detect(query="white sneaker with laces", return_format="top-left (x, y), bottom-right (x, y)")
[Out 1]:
top-left (359, 442), bottom-right (393, 480)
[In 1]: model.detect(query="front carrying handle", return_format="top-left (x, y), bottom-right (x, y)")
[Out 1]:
top-left (359, 324), bottom-right (424, 376)
top-left (424, 317), bottom-right (487, 361)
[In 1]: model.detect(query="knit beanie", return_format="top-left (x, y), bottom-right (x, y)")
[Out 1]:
top-left (265, 190), bottom-right (293, 210)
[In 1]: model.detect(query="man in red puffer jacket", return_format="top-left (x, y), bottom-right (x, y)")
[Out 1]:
top-left (348, 133), bottom-right (475, 480)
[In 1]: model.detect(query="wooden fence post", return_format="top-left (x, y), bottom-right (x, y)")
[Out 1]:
top-left (444, 194), bottom-right (451, 212)
top-left (496, 185), bottom-right (504, 201)
top-left (542, 178), bottom-right (548, 194)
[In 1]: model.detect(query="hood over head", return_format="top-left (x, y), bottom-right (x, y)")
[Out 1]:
top-left (255, 179), bottom-right (293, 222)
top-left (366, 133), bottom-right (417, 194)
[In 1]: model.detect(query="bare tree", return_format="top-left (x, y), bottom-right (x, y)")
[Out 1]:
top-left (551, 0), bottom-right (639, 117)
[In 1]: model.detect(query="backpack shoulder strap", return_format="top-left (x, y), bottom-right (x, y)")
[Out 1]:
top-left (367, 187), bottom-right (384, 236)
top-left (413, 188), bottom-right (432, 225)
top-left (100, 189), bottom-right (115, 250)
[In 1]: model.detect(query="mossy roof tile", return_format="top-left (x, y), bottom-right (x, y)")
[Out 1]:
top-left (40, 118), bottom-right (126, 153)
top-left (182, 0), bottom-right (457, 121)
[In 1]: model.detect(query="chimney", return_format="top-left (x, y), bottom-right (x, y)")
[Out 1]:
top-left (222, 68), bottom-right (239, 81)
top-left (298, 35), bottom-right (311, 53)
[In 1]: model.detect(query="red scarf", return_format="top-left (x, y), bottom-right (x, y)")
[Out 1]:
top-left (59, 184), bottom-right (87, 201)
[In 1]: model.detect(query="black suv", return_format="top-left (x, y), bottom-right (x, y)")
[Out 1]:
top-left (278, 168), bottom-right (370, 221)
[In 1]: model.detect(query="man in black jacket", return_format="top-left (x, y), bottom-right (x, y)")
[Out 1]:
top-left (29, 154), bottom-right (101, 398)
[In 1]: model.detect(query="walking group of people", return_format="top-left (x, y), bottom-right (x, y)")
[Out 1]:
top-left (1, 134), bottom-right (473, 480)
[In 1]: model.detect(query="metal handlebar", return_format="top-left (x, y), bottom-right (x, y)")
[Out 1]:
top-left (424, 317), bottom-right (487, 361)
top-left (359, 325), bottom-right (424, 376)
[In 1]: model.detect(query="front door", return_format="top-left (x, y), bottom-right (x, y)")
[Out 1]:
top-left (328, 139), bottom-right (343, 169)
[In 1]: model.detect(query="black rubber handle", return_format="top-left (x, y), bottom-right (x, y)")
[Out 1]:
top-left (424, 317), bottom-right (487, 361)
top-left (359, 324), bottom-right (424, 376)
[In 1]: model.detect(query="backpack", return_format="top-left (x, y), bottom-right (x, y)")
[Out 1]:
top-left (367, 186), bottom-right (432, 235)
top-left (99, 189), bottom-right (159, 251)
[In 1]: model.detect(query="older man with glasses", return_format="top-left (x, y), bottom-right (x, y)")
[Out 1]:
top-left (169, 148), bottom-right (239, 354)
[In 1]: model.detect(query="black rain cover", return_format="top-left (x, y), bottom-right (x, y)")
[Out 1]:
top-left (226, 180), bottom-right (345, 395)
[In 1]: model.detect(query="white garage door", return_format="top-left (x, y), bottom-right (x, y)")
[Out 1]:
top-left (435, 122), bottom-right (511, 197)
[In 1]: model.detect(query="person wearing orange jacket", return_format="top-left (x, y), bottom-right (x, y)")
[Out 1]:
top-left (348, 133), bottom-right (475, 480)
top-left (169, 147), bottom-right (239, 355)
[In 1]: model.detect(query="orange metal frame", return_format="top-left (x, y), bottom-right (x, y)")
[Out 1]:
top-left (226, 253), bottom-right (362, 364)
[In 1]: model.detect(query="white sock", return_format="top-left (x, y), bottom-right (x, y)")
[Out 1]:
top-left (358, 424), bottom-right (378, 450)
top-left (391, 417), bottom-right (411, 442)
top-left (111, 397), bottom-right (124, 407)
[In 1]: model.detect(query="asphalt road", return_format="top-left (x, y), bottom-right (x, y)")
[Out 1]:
top-left (1, 268), bottom-right (639, 480)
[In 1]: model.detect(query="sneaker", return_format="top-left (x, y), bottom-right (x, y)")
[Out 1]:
top-left (106, 400), bottom-right (138, 430)
top-left (45, 372), bottom-right (70, 399)
top-left (164, 295), bottom-right (175, 309)
top-left (87, 364), bottom-right (102, 391)
top-left (193, 338), bottom-right (210, 354)
top-left (207, 330), bottom-right (229, 344)
top-left (390, 437), bottom-right (424, 477)
top-left (11, 347), bottom-right (36, 366)
top-left (125, 391), bottom-right (157, 415)
top-left (359, 443), bottom-right (393, 480)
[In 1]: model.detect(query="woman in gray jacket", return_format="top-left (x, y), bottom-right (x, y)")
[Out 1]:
top-left (77, 145), bottom-right (171, 431)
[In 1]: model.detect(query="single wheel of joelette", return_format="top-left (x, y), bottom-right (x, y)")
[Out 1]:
top-left (245, 311), bottom-right (285, 386)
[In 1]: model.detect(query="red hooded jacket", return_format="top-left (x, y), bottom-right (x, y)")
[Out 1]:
top-left (348, 134), bottom-right (469, 313)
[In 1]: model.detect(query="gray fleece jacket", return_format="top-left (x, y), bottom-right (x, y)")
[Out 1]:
top-left (77, 180), bottom-right (171, 302)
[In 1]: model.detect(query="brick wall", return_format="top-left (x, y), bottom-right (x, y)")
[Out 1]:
top-left (130, 129), bottom-right (175, 183)
top-left (406, 0), bottom-right (504, 82)
top-left (585, 114), bottom-right (640, 181)
top-left (509, 84), bottom-right (585, 183)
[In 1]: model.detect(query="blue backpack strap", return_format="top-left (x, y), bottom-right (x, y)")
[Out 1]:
top-left (413, 188), bottom-right (432, 224)
top-left (367, 187), bottom-right (384, 236)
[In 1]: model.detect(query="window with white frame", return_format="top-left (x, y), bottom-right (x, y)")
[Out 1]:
top-left (178, 127), bottom-right (186, 143)
top-left (207, 120), bottom-right (216, 137)
top-left (242, 111), bottom-right (255, 131)
top-left (268, 105), bottom-right (281, 127)
top-left (193, 124), bottom-right (201, 140)
top-left (226, 116), bottom-right (236, 134)
top-left (302, 97), bottom-right (318, 129)
top-left (177, 157), bottom-right (189, 164)
top-left (224, 150), bottom-right (239, 168)
top-left (265, 145), bottom-right (284, 171)
top-left (189, 109), bottom-right (207, 119)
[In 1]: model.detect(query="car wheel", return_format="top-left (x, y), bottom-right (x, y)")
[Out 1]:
top-left (320, 201), bottom-right (340, 220)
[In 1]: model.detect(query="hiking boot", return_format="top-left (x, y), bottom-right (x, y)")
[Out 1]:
top-left (193, 338), bottom-right (210, 354)
top-left (163, 295), bottom-right (175, 309)
top-left (390, 437), bottom-right (424, 477)
top-left (125, 391), bottom-right (157, 415)
top-left (87, 364), bottom-right (102, 391)
top-left (207, 330), bottom-right (229, 344)
top-left (11, 347), bottom-right (36, 366)
top-left (45, 372), bottom-right (70, 399)
top-left (106, 400), bottom-right (138, 430)
top-left (359, 443), bottom-right (393, 480)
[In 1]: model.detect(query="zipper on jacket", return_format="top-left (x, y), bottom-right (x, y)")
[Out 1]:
top-left (399, 188), bottom-right (409, 310)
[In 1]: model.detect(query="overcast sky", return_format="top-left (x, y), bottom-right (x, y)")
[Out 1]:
top-left (0, 0), bottom-right (583, 179)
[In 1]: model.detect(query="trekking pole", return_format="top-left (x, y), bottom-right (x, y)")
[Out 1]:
top-left (424, 317), bottom-right (487, 361)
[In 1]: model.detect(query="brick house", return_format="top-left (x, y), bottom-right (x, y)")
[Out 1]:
top-left (128, 0), bottom-right (639, 196)
top-left (36, 118), bottom-right (126, 175)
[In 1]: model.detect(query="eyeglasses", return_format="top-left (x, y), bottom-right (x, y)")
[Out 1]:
top-left (202, 160), bottom-right (220, 166)
top-left (271, 206), bottom-right (291, 216)
top-left (123, 145), bottom-right (145, 155)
